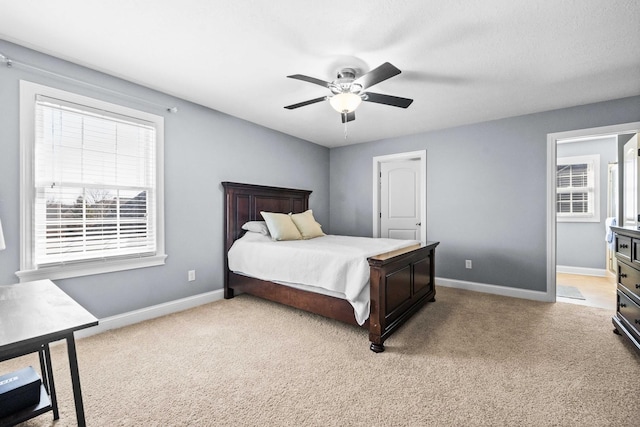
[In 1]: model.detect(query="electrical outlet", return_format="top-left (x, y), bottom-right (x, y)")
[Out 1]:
top-left (188, 270), bottom-right (196, 281)
top-left (465, 260), bottom-right (472, 269)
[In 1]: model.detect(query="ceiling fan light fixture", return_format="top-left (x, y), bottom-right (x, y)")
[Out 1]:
top-left (329, 92), bottom-right (362, 113)
top-left (285, 62), bottom-right (413, 121)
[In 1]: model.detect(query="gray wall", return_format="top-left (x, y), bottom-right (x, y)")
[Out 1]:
top-left (330, 97), bottom-right (640, 292)
top-left (556, 137), bottom-right (617, 270)
top-left (0, 40), bottom-right (329, 318)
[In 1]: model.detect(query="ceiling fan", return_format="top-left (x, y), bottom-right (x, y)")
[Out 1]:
top-left (284, 62), bottom-right (413, 123)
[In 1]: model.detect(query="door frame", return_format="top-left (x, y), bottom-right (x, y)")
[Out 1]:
top-left (607, 162), bottom-right (619, 273)
top-left (372, 150), bottom-right (427, 242)
top-left (546, 122), bottom-right (640, 302)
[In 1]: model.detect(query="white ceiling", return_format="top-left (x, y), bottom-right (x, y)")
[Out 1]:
top-left (1, 1), bottom-right (639, 148)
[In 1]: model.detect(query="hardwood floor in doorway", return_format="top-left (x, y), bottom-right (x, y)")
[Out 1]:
top-left (556, 272), bottom-right (616, 310)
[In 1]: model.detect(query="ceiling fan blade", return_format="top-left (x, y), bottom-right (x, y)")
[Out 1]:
top-left (353, 62), bottom-right (401, 89)
top-left (284, 96), bottom-right (328, 110)
top-left (287, 74), bottom-right (331, 88)
top-left (341, 111), bottom-right (356, 123)
top-left (363, 92), bottom-right (413, 108)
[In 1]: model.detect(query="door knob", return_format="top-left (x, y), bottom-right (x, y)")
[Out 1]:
top-left (416, 222), bottom-right (421, 226)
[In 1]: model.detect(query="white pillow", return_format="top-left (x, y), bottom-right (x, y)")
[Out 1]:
top-left (241, 221), bottom-right (270, 236)
top-left (289, 210), bottom-right (325, 239)
top-left (260, 211), bottom-right (302, 241)
top-left (239, 231), bottom-right (272, 242)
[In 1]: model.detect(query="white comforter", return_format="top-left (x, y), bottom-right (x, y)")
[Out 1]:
top-left (228, 233), bottom-right (419, 325)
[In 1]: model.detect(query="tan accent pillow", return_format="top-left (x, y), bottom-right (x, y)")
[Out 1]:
top-left (260, 211), bottom-right (302, 241)
top-left (290, 210), bottom-right (325, 239)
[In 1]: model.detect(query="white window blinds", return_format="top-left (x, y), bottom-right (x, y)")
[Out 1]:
top-left (33, 95), bottom-right (158, 266)
top-left (556, 163), bottom-right (590, 214)
top-left (555, 153), bottom-right (600, 223)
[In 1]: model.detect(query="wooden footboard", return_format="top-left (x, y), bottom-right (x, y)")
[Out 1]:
top-left (367, 242), bottom-right (439, 352)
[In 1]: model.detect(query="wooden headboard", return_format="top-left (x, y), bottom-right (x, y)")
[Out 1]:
top-left (222, 182), bottom-right (311, 254)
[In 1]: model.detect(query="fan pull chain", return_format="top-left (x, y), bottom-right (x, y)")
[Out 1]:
top-left (344, 121), bottom-right (348, 140)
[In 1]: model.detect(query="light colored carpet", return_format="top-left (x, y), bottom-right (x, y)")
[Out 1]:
top-left (557, 284), bottom-right (586, 300)
top-left (2, 286), bottom-right (639, 426)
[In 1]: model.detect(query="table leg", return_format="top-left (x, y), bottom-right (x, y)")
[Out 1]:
top-left (38, 347), bottom-right (48, 393)
top-left (66, 333), bottom-right (87, 427)
top-left (43, 344), bottom-right (59, 420)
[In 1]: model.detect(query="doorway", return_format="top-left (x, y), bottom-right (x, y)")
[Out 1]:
top-left (372, 150), bottom-right (427, 242)
top-left (547, 122), bottom-right (640, 303)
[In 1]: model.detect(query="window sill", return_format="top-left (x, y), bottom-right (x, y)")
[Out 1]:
top-left (557, 216), bottom-right (600, 223)
top-left (16, 254), bottom-right (168, 282)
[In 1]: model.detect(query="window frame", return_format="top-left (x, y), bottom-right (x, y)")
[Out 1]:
top-left (556, 154), bottom-right (600, 223)
top-left (17, 80), bottom-right (166, 281)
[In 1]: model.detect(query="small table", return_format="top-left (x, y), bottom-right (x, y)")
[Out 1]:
top-left (0, 279), bottom-right (98, 427)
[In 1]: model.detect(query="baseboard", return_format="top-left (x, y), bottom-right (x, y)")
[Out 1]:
top-left (75, 289), bottom-right (225, 339)
top-left (556, 265), bottom-right (607, 277)
top-left (76, 279), bottom-right (550, 340)
top-left (436, 277), bottom-right (552, 302)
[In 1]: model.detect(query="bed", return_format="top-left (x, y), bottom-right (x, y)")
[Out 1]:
top-left (223, 181), bottom-right (439, 352)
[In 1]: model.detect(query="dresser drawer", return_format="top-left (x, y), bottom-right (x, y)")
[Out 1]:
top-left (616, 235), bottom-right (632, 260)
top-left (618, 262), bottom-right (640, 305)
top-left (617, 290), bottom-right (640, 343)
top-left (633, 240), bottom-right (640, 266)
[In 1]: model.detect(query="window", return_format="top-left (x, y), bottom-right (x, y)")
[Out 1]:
top-left (18, 81), bottom-right (166, 281)
top-left (556, 154), bottom-right (600, 222)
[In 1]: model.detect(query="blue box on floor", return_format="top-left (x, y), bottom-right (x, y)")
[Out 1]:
top-left (0, 366), bottom-right (42, 418)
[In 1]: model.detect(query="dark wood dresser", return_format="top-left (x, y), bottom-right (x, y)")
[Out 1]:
top-left (611, 226), bottom-right (640, 352)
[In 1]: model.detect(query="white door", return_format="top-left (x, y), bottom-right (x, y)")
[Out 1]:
top-left (380, 160), bottom-right (421, 240)
top-left (623, 134), bottom-right (639, 227)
